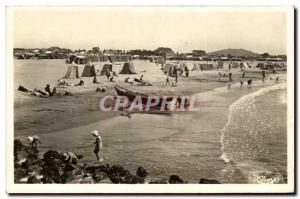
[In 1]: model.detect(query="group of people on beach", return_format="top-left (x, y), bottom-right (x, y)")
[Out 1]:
top-left (25, 129), bottom-right (104, 165)
top-left (18, 84), bottom-right (61, 97)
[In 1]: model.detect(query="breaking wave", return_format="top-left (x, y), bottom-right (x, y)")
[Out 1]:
top-left (220, 82), bottom-right (287, 163)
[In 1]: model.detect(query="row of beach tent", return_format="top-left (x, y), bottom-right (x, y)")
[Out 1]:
top-left (77, 54), bottom-right (131, 63)
top-left (64, 61), bottom-right (136, 79)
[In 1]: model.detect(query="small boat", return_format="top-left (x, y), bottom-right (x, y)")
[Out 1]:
top-left (114, 85), bottom-right (175, 111)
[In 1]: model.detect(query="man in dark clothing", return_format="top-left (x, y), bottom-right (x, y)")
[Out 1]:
top-left (229, 72), bottom-right (232, 82)
top-left (174, 68), bottom-right (178, 83)
top-left (262, 70), bottom-right (266, 81)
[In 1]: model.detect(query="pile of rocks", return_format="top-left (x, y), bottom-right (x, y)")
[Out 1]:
top-left (14, 139), bottom-right (220, 184)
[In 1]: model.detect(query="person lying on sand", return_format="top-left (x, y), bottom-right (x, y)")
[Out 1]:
top-left (64, 91), bottom-right (72, 96)
top-left (96, 87), bottom-right (106, 92)
top-left (91, 130), bottom-right (103, 162)
top-left (18, 85), bottom-right (29, 93)
top-left (45, 84), bottom-right (60, 96)
top-left (75, 80), bottom-right (84, 86)
top-left (51, 87), bottom-right (60, 96)
top-left (125, 77), bottom-right (134, 84)
top-left (32, 89), bottom-right (49, 97)
top-left (121, 111), bottom-right (131, 119)
top-left (57, 79), bottom-right (71, 87)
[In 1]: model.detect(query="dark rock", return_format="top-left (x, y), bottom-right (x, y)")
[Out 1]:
top-left (27, 164), bottom-right (42, 174)
top-left (124, 175), bottom-right (144, 184)
top-left (14, 167), bottom-right (27, 182)
top-left (169, 175), bottom-right (184, 184)
top-left (107, 165), bottom-right (143, 184)
top-left (92, 171), bottom-right (107, 183)
top-left (14, 139), bottom-right (24, 157)
top-left (149, 180), bottom-right (168, 184)
top-left (136, 166), bottom-right (148, 178)
top-left (43, 150), bottom-right (61, 161)
top-left (14, 139), bottom-right (38, 162)
top-left (86, 164), bottom-right (110, 174)
top-left (41, 158), bottom-right (64, 183)
top-left (27, 175), bottom-right (40, 184)
top-left (61, 171), bottom-right (75, 184)
top-left (199, 178), bottom-right (221, 184)
top-left (109, 165), bottom-right (130, 176)
top-left (41, 176), bottom-right (54, 184)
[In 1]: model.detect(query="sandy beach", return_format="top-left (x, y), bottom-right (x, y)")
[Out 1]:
top-left (13, 59), bottom-right (287, 183)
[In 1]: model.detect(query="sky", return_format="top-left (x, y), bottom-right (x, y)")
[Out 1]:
top-left (12, 7), bottom-right (288, 54)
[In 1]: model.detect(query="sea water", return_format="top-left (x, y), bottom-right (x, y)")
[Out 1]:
top-left (220, 83), bottom-right (287, 183)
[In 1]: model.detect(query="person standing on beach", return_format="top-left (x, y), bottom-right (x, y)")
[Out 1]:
top-left (166, 76), bottom-right (170, 86)
top-left (240, 80), bottom-right (244, 88)
top-left (174, 67), bottom-right (178, 83)
top-left (27, 135), bottom-right (41, 151)
top-left (247, 79), bottom-right (252, 88)
top-left (262, 70), bottom-right (266, 81)
top-left (228, 72), bottom-right (232, 82)
top-left (91, 130), bottom-right (103, 162)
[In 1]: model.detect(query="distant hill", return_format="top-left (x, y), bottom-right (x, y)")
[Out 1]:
top-left (207, 48), bottom-right (259, 57)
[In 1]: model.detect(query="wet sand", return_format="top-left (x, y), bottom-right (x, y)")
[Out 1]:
top-left (14, 59), bottom-right (287, 183)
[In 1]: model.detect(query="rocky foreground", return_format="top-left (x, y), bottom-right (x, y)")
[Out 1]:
top-left (14, 139), bottom-right (220, 184)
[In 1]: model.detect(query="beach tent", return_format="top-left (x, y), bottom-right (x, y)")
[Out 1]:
top-left (240, 62), bottom-right (250, 70)
top-left (212, 62), bottom-right (219, 69)
top-left (81, 64), bottom-right (96, 77)
top-left (218, 61), bottom-right (224, 68)
top-left (231, 62), bottom-right (239, 68)
top-left (100, 64), bottom-right (113, 76)
top-left (87, 53), bottom-right (100, 62)
top-left (119, 62), bottom-right (137, 74)
top-left (157, 57), bottom-right (165, 65)
top-left (200, 63), bottom-right (213, 70)
top-left (191, 63), bottom-right (201, 71)
top-left (163, 63), bottom-right (178, 74)
top-left (64, 65), bottom-right (79, 79)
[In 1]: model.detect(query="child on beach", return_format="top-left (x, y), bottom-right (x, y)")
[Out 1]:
top-left (91, 130), bottom-right (103, 162)
top-left (247, 79), bottom-right (252, 88)
top-left (27, 135), bottom-right (41, 151)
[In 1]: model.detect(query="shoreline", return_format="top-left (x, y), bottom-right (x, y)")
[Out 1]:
top-left (14, 79), bottom-right (287, 184)
top-left (14, 59), bottom-right (287, 183)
